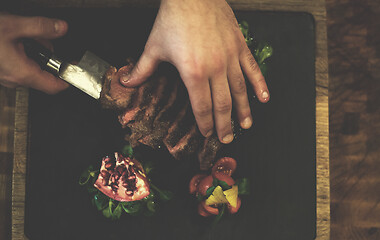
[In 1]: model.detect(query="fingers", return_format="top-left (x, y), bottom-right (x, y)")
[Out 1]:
top-left (4, 15), bottom-right (67, 39)
top-left (240, 46), bottom-right (270, 103)
top-left (182, 74), bottom-right (214, 138)
top-left (228, 61), bottom-right (252, 129)
top-left (210, 73), bottom-right (233, 144)
top-left (120, 48), bottom-right (161, 87)
top-left (27, 71), bottom-right (69, 94)
top-left (20, 60), bottom-right (69, 94)
top-left (0, 14), bottom-right (68, 94)
top-left (11, 50), bottom-right (69, 94)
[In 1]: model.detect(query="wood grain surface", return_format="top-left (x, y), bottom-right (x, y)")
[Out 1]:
top-left (327, 0), bottom-right (380, 239)
top-left (0, 0), bottom-right (330, 240)
top-left (0, 87), bottom-right (15, 240)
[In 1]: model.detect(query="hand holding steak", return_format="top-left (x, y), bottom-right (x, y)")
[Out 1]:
top-left (100, 61), bottom-right (240, 170)
top-left (119, 0), bottom-right (270, 144)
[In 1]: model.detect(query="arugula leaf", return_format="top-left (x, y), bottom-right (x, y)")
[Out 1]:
top-left (236, 178), bottom-right (250, 195)
top-left (79, 165), bottom-right (96, 186)
top-left (213, 204), bottom-right (226, 226)
top-left (239, 21), bottom-right (253, 47)
top-left (143, 161), bottom-right (154, 175)
top-left (158, 190), bottom-right (173, 202)
top-left (79, 172), bottom-right (91, 186)
top-left (259, 63), bottom-right (267, 76)
top-left (79, 165), bottom-right (93, 186)
top-left (121, 144), bottom-right (134, 157)
top-left (150, 183), bottom-right (173, 202)
top-left (255, 43), bottom-right (273, 64)
top-left (239, 21), bottom-right (273, 76)
top-left (102, 199), bottom-right (114, 218)
top-left (144, 191), bottom-right (155, 200)
top-left (94, 193), bottom-right (108, 211)
top-left (253, 43), bottom-right (273, 76)
top-left (112, 203), bottom-right (123, 220)
top-left (205, 186), bottom-right (216, 198)
top-left (146, 200), bottom-right (156, 213)
top-left (102, 207), bottom-right (112, 218)
top-left (122, 201), bottom-right (142, 215)
top-left (218, 180), bottom-right (232, 191)
top-left (212, 178), bottom-right (219, 187)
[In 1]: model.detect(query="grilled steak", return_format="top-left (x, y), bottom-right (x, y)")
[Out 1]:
top-left (100, 61), bottom-right (239, 170)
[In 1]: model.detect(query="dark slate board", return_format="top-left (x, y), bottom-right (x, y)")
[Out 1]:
top-left (25, 8), bottom-right (316, 240)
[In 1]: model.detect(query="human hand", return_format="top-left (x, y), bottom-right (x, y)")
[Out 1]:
top-left (0, 13), bottom-right (69, 94)
top-left (120, 0), bottom-right (269, 144)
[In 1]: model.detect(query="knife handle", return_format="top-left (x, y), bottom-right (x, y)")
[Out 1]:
top-left (23, 39), bottom-right (63, 76)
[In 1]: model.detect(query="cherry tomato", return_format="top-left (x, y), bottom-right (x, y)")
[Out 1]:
top-left (213, 172), bottom-right (235, 186)
top-left (198, 202), bottom-right (212, 217)
top-left (211, 157), bottom-right (237, 177)
top-left (189, 174), bottom-right (207, 194)
top-left (197, 175), bottom-right (214, 196)
top-left (228, 197), bottom-right (241, 214)
top-left (201, 200), bottom-right (219, 215)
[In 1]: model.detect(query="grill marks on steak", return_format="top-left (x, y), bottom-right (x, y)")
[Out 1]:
top-left (163, 101), bottom-right (190, 148)
top-left (138, 82), bottom-right (178, 148)
top-left (167, 124), bottom-right (203, 160)
top-left (154, 81), bottom-right (188, 125)
top-left (100, 63), bottom-right (226, 170)
top-left (122, 78), bottom-right (162, 146)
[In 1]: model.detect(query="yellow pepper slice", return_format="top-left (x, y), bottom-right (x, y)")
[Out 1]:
top-left (205, 185), bottom-right (239, 208)
top-left (224, 185), bottom-right (238, 208)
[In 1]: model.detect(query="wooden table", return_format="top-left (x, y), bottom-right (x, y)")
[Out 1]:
top-left (0, 0), bottom-right (329, 239)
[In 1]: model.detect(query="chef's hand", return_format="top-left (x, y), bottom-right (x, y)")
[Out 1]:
top-left (0, 13), bottom-right (69, 94)
top-left (120, 0), bottom-right (269, 144)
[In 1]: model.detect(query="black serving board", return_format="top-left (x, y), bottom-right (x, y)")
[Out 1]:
top-left (25, 8), bottom-right (316, 240)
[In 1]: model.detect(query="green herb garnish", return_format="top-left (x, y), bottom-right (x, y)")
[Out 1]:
top-left (79, 143), bottom-right (173, 220)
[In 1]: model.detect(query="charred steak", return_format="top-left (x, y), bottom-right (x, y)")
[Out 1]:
top-left (100, 61), bottom-right (239, 170)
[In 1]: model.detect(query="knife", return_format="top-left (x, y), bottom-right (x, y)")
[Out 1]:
top-left (23, 39), bottom-right (111, 99)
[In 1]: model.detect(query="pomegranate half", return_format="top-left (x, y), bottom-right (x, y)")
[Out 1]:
top-left (94, 152), bottom-right (150, 202)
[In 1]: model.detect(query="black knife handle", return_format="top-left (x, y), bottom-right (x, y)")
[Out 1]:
top-left (23, 39), bottom-right (62, 76)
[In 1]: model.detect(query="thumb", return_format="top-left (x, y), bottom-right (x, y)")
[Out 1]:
top-left (120, 50), bottom-right (160, 87)
top-left (8, 15), bottom-right (68, 39)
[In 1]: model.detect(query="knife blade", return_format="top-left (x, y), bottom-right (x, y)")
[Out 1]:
top-left (23, 39), bottom-right (111, 99)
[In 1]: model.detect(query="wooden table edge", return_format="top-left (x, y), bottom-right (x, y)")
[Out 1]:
top-left (11, 1), bottom-right (330, 240)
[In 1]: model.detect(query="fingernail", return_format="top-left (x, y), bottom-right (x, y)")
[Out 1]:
top-left (54, 21), bottom-right (63, 33)
top-left (222, 134), bottom-right (234, 144)
top-left (241, 117), bottom-right (252, 129)
top-left (262, 90), bottom-right (269, 100)
top-left (120, 74), bottom-right (130, 84)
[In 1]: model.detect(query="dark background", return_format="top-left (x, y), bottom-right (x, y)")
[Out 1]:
top-left (2, 1), bottom-right (380, 240)
top-left (22, 9), bottom-right (315, 240)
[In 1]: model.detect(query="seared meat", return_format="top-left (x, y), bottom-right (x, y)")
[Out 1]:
top-left (100, 61), bottom-right (237, 170)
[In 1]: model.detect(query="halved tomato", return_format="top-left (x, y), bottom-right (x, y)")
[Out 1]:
top-left (198, 202), bottom-right (211, 217)
top-left (201, 200), bottom-right (219, 215)
top-left (213, 172), bottom-right (235, 186)
top-left (211, 157), bottom-right (237, 177)
top-left (197, 175), bottom-right (214, 196)
top-left (189, 174), bottom-right (207, 194)
top-left (227, 197), bottom-right (241, 214)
